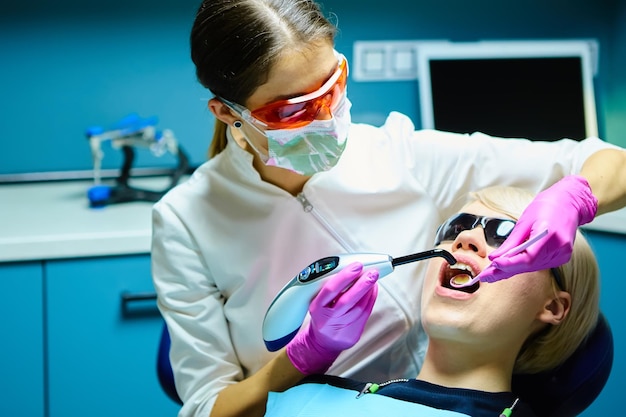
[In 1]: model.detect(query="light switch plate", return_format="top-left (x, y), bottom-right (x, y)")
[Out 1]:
top-left (352, 40), bottom-right (449, 81)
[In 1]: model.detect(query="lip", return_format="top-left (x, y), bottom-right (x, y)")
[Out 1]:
top-left (435, 254), bottom-right (485, 300)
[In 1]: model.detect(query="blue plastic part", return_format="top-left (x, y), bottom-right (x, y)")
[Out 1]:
top-left (85, 125), bottom-right (105, 137)
top-left (118, 115), bottom-right (159, 136)
top-left (86, 114), bottom-right (160, 138)
top-left (87, 185), bottom-right (112, 207)
top-left (264, 328), bottom-right (300, 352)
top-left (113, 113), bottom-right (140, 129)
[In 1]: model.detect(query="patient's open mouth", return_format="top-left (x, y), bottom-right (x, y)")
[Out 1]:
top-left (442, 264), bottom-right (480, 293)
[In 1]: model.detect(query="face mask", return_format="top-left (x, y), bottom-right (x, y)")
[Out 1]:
top-left (230, 95), bottom-right (352, 176)
top-left (263, 96), bottom-right (352, 175)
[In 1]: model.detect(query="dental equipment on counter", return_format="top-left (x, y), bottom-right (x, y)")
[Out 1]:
top-left (262, 249), bottom-right (456, 351)
top-left (85, 113), bottom-right (190, 208)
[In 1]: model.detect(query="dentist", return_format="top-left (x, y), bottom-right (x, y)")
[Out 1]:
top-left (151, 1), bottom-right (626, 416)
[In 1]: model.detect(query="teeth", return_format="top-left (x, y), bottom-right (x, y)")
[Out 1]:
top-left (446, 262), bottom-right (480, 292)
top-left (450, 263), bottom-right (474, 274)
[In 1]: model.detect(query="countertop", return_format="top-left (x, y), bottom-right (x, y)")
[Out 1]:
top-left (0, 179), bottom-right (171, 263)
top-left (1, 179), bottom-right (625, 263)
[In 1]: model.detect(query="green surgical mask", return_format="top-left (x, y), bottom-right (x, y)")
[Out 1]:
top-left (233, 95), bottom-right (352, 176)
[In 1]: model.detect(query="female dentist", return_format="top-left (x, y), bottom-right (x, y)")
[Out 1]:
top-left (151, 1), bottom-right (626, 416)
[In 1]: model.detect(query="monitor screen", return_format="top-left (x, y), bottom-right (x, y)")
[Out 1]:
top-left (417, 41), bottom-right (599, 141)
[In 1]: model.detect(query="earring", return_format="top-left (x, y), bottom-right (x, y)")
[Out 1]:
top-left (233, 120), bottom-right (243, 129)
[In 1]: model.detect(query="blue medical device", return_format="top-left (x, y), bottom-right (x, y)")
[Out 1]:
top-left (262, 249), bottom-right (456, 352)
top-left (85, 113), bottom-right (189, 207)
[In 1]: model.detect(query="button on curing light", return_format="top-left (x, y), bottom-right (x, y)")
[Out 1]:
top-left (262, 249), bottom-right (456, 351)
top-left (297, 256), bottom-right (341, 283)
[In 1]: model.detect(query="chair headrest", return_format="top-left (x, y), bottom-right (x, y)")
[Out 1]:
top-left (511, 312), bottom-right (613, 417)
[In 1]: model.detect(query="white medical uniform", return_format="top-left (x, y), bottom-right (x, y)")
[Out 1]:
top-left (151, 111), bottom-right (615, 417)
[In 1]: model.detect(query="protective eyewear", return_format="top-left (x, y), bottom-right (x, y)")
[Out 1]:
top-left (434, 213), bottom-right (516, 248)
top-left (434, 213), bottom-right (564, 290)
top-left (223, 54), bottom-right (348, 130)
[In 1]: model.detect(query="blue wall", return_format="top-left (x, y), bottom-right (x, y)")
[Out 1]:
top-left (324, 0), bottom-right (621, 137)
top-left (1, 0), bottom-right (624, 176)
top-left (1, 0), bottom-right (205, 175)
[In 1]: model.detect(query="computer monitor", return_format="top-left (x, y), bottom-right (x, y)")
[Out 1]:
top-left (417, 40), bottom-right (599, 141)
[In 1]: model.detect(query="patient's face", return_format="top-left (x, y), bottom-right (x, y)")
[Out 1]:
top-left (421, 202), bottom-right (555, 351)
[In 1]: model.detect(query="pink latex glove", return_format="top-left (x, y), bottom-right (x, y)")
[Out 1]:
top-left (478, 175), bottom-right (597, 283)
top-left (286, 262), bottom-right (379, 375)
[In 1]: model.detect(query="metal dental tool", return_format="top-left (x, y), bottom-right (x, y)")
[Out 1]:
top-left (450, 228), bottom-right (549, 288)
top-left (262, 249), bottom-right (456, 351)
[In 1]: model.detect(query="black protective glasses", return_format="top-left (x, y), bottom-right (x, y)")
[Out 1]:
top-left (434, 213), bottom-right (564, 290)
top-left (434, 213), bottom-right (516, 248)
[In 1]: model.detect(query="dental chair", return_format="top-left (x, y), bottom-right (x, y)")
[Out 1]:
top-left (157, 324), bottom-right (181, 405)
top-left (156, 313), bottom-right (613, 416)
top-left (511, 312), bottom-right (613, 417)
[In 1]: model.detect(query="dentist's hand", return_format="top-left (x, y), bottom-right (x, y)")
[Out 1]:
top-left (286, 262), bottom-right (379, 375)
top-left (478, 175), bottom-right (597, 283)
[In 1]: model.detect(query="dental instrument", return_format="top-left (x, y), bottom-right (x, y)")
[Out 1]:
top-left (85, 113), bottom-right (190, 207)
top-left (450, 228), bottom-right (549, 288)
top-left (262, 249), bottom-right (456, 351)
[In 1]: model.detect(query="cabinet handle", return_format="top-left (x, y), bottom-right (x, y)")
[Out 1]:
top-left (120, 291), bottom-right (160, 318)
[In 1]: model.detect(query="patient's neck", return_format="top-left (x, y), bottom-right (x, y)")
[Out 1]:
top-left (416, 340), bottom-right (515, 392)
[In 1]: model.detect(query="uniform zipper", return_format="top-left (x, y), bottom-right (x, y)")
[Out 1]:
top-left (355, 379), bottom-right (410, 398)
top-left (356, 379), bottom-right (520, 417)
top-left (296, 193), bottom-right (314, 213)
top-left (296, 192), bottom-right (354, 252)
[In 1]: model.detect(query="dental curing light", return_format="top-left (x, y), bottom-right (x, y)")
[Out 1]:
top-left (262, 249), bottom-right (456, 351)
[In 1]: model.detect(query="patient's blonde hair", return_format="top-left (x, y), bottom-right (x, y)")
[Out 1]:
top-left (467, 186), bottom-right (600, 374)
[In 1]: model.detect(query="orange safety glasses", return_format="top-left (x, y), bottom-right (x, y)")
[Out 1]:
top-left (225, 55), bottom-right (348, 130)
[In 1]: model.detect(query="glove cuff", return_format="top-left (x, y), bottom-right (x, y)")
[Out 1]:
top-left (286, 327), bottom-right (341, 375)
top-left (569, 175), bottom-right (598, 225)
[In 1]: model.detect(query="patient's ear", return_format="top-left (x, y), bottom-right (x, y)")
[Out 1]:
top-left (539, 292), bottom-right (571, 325)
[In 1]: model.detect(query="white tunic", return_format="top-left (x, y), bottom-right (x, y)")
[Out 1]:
top-left (151, 111), bottom-right (614, 417)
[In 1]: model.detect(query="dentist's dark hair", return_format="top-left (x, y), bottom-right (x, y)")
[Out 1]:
top-left (190, 0), bottom-right (337, 157)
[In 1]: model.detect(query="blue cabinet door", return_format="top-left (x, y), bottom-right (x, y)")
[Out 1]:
top-left (0, 262), bottom-right (45, 417)
top-left (580, 230), bottom-right (625, 416)
top-left (45, 255), bottom-right (180, 417)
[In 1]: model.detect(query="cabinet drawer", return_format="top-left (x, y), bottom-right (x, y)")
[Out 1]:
top-left (0, 262), bottom-right (44, 417)
top-left (45, 255), bottom-right (179, 417)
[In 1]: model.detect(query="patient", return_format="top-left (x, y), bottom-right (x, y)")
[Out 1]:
top-left (264, 186), bottom-right (600, 417)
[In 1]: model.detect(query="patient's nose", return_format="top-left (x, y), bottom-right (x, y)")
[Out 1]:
top-left (453, 227), bottom-right (487, 257)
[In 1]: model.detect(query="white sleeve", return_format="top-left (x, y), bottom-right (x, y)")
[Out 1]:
top-left (382, 112), bottom-right (619, 215)
top-left (151, 200), bottom-right (242, 417)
